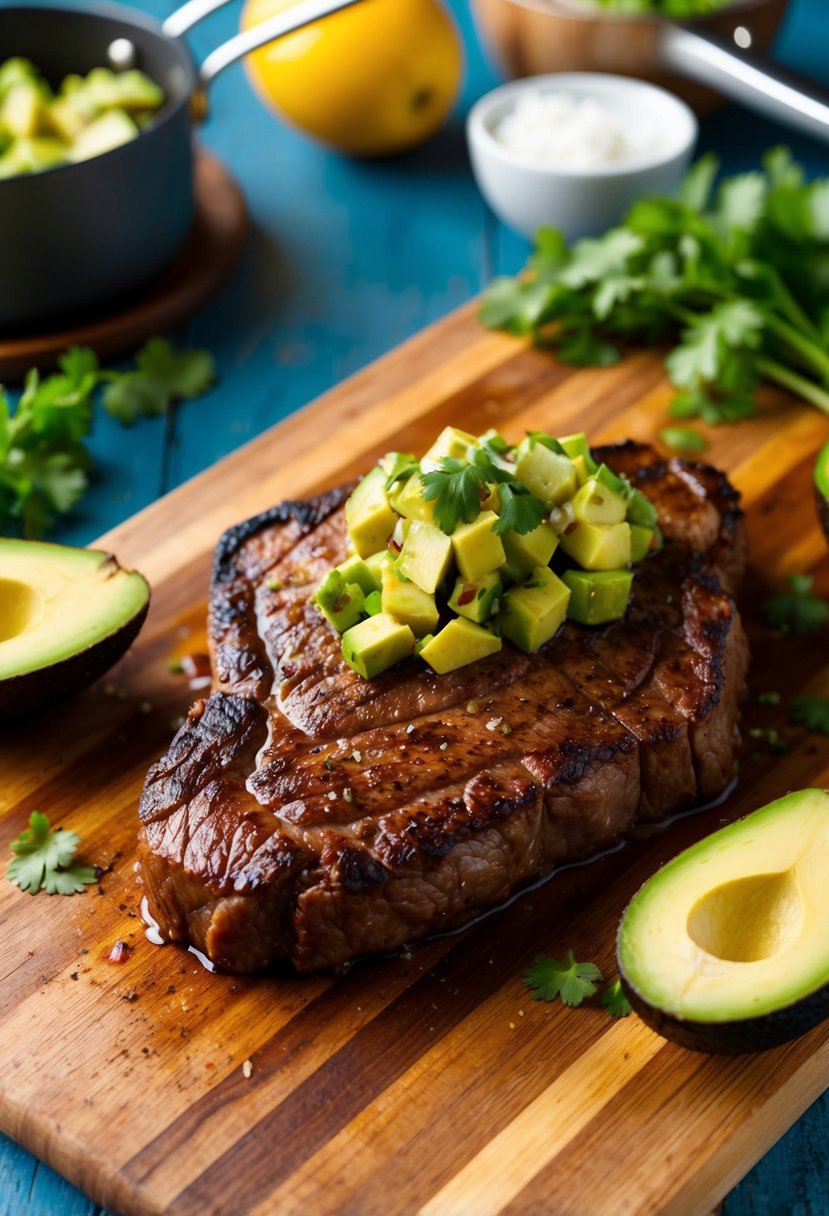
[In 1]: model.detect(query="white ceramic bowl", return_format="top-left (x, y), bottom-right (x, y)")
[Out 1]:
top-left (467, 73), bottom-right (698, 242)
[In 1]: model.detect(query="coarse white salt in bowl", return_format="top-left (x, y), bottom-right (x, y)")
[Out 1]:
top-left (467, 73), bottom-right (698, 241)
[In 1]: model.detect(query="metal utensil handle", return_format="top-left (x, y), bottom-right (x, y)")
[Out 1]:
top-left (660, 24), bottom-right (829, 144)
top-left (167, 0), bottom-right (368, 89)
top-left (163, 0), bottom-right (237, 40)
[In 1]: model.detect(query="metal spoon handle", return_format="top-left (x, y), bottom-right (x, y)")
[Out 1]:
top-left (163, 0), bottom-right (237, 40)
top-left (197, 0), bottom-right (367, 88)
top-left (660, 24), bottom-right (829, 144)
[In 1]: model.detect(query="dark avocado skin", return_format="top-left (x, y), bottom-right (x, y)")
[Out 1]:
top-left (619, 970), bottom-right (829, 1055)
top-left (0, 598), bottom-right (149, 727)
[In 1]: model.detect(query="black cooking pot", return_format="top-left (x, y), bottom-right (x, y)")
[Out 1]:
top-left (0, 0), bottom-right (365, 333)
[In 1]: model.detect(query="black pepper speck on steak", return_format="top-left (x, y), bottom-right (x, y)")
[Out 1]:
top-left (138, 442), bottom-right (748, 973)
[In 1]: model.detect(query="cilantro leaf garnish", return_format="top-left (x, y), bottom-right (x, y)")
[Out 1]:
top-left (760, 574), bottom-right (829, 635)
top-left (601, 979), bottom-right (632, 1019)
top-left (1, 339), bottom-right (215, 537)
top-left (524, 951), bottom-right (603, 1007)
top-left (480, 148), bottom-right (829, 424)
top-left (790, 695), bottom-right (829, 735)
top-left (383, 451), bottom-right (419, 492)
top-left (6, 811), bottom-right (97, 896)
top-left (493, 482), bottom-right (545, 536)
top-left (420, 458), bottom-right (485, 534)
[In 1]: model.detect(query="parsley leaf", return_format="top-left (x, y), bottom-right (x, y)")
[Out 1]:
top-left (6, 811), bottom-right (97, 896)
top-left (524, 951), bottom-right (604, 1007)
top-left (480, 149), bottom-right (829, 425)
top-left (493, 482), bottom-right (545, 536)
top-left (790, 695), bottom-right (829, 735)
top-left (383, 451), bottom-right (419, 492)
top-left (760, 574), bottom-right (829, 635)
top-left (601, 979), bottom-right (632, 1018)
top-left (420, 459), bottom-right (485, 534)
top-left (1, 338), bottom-right (216, 536)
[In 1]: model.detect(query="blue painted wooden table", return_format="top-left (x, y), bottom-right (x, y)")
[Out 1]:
top-left (2, 0), bottom-right (829, 1211)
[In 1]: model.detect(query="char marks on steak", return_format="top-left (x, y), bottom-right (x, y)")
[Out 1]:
top-left (138, 443), bottom-right (748, 973)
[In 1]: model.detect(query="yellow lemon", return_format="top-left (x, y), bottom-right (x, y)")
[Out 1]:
top-left (240, 0), bottom-right (463, 157)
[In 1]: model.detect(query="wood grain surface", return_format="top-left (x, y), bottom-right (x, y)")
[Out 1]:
top-left (2, 303), bottom-right (828, 1216)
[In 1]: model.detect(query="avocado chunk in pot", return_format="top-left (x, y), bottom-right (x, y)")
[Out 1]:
top-left (617, 788), bottom-right (829, 1053)
top-left (0, 539), bottom-right (149, 724)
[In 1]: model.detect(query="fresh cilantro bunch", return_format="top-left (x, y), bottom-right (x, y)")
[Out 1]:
top-left (6, 811), bottom-right (97, 895)
top-left (481, 148), bottom-right (829, 424)
top-left (0, 338), bottom-right (215, 537)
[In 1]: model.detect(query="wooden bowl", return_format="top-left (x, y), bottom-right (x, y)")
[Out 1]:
top-left (470, 0), bottom-right (790, 115)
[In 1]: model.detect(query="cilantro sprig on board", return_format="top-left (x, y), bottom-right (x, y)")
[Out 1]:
top-left (481, 148), bottom-right (829, 424)
top-left (760, 574), bottom-right (829, 636)
top-left (0, 339), bottom-right (215, 537)
top-left (6, 812), bottom-right (97, 896)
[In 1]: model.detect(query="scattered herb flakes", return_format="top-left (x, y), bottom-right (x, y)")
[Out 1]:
top-left (659, 426), bottom-right (707, 455)
top-left (760, 574), bottom-right (829, 636)
top-left (790, 695), bottom-right (829, 735)
top-left (756, 690), bottom-right (781, 706)
top-left (601, 979), bottom-right (632, 1019)
top-left (749, 727), bottom-right (789, 753)
top-left (6, 811), bottom-right (97, 896)
top-left (524, 951), bottom-right (603, 1007)
top-left (481, 148), bottom-right (829, 425)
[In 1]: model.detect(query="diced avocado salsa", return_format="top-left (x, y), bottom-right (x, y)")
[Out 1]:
top-left (0, 57), bottom-right (164, 179)
top-left (314, 426), bottom-right (662, 679)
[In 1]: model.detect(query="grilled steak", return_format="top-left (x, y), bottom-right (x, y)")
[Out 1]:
top-left (138, 442), bottom-right (748, 973)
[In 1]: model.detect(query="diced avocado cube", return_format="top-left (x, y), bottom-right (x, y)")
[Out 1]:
top-left (559, 433), bottom-right (598, 474)
top-left (1, 82), bottom-right (43, 138)
top-left (594, 462), bottom-right (630, 498)
top-left (571, 455), bottom-right (591, 486)
top-left (111, 69), bottom-right (165, 113)
top-left (629, 524), bottom-right (655, 563)
top-left (448, 570), bottom-right (502, 623)
top-left (626, 487), bottom-right (659, 529)
top-left (559, 520), bottom-right (632, 570)
top-left (0, 136), bottom-right (67, 177)
top-left (388, 473), bottom-right (435, 523)
top-left (451, 510), bottom-right (505, 582)
top-left (314, 569), bottom-right (365, 633)
top-left (501, 566), bottom-right (571, 653)
top-left (335, 554), bottom-right (379, 596)
top-left (365, 548), bottom-right (396, 584)
top-left (421, 425), bottom-right (478, 469)
top-left (364, 589), bottom-right (382, 615)
top-left (0, 59), bottom-right (39, 102)
top-left (570, 477), bottom-right (628, 526)
top-left (419, 617), bottom-right (501, 674)
top-left (70, 108), bottom-right (138, 161)
top-left (341, 613), bottom-right (415, 678)
top-left (46, 96), bottom-right (86, 142)
top-left (501, 520), bottom-right (557, 577)
top-left (514, 439), bottom-right (577, 508)
top-left (563, 569), bottom-right (633, 626)
top-left (381, 568), bottom-right (439, 636)
top-left (345, 465), bottom-right (398, 558)
top-left (397, 520), bottom-right (453, 594)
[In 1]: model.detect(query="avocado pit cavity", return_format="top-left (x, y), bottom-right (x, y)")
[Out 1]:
top-left (687, 870), bottom-right (804, 964)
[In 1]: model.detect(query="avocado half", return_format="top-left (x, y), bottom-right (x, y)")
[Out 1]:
top-left (815, 440), bottom-right (829, 542)
top-left (0, 538), bottom-right (150, 726)
top-left (617, 789), bottom-right (829, 1054)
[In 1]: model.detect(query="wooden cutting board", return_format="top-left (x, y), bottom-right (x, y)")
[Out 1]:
top-left (2, 303), bottom-right (829, 1216)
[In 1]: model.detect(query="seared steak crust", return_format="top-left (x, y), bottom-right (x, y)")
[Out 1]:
top-left (138, 443), bottom-right (748, 973)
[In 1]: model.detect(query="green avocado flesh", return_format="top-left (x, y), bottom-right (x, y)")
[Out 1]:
top-left (0, 59), bottom-right (164, 180)
top-left (618, 789), bottom-right (829, 1041)
top-left (0, 539), bottom-right (149, 686)
top-left (327, 426), bottom-right (660, 680)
